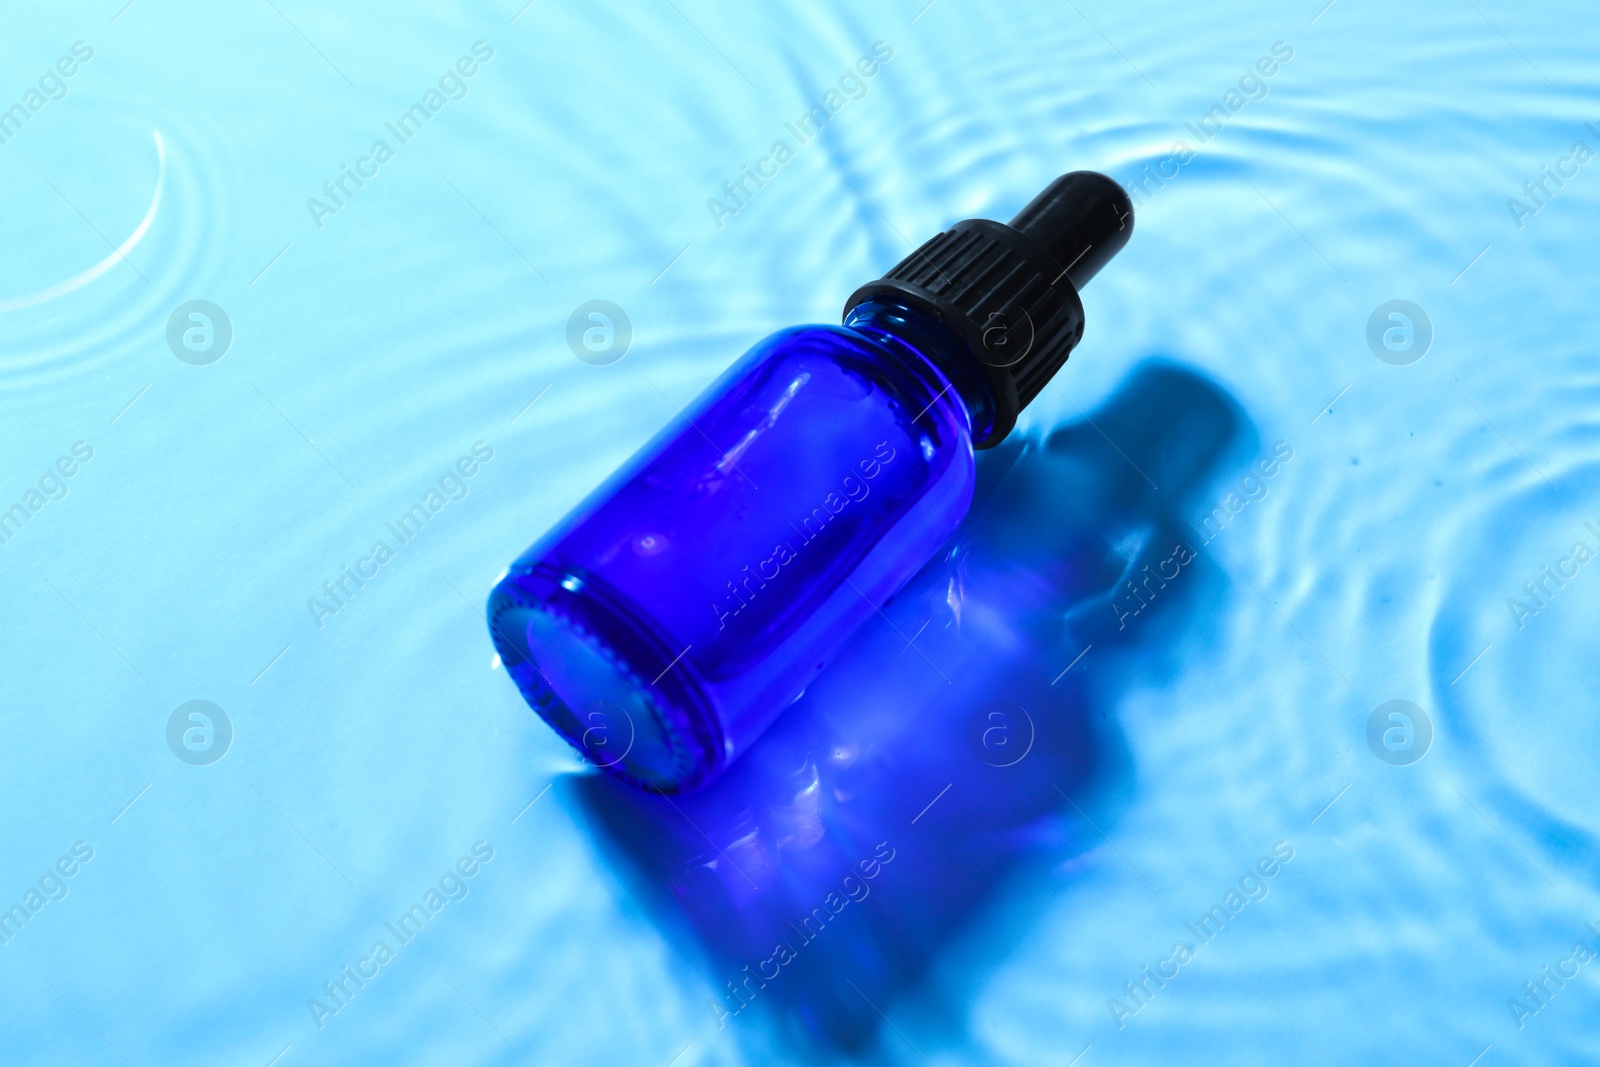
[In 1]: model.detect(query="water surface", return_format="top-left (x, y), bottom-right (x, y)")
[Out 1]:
top-left (2, 1), bottom-right (1598, 1063)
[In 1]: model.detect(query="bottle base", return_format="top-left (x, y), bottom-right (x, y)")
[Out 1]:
top-left (487, 571), bottom-right (722, 793)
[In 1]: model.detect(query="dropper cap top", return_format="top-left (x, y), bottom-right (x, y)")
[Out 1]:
top-left (844, 170), bottom-right (1133, 448)
top-left (1008, 171), bottom-right (1134, 291)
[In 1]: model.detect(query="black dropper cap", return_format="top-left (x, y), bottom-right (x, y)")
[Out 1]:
top-left (844, 171), bottom-right (1133, 447)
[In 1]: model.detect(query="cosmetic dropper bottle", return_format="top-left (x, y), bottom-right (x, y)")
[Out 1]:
top-left (488, 171), bottom-right (1133, 792)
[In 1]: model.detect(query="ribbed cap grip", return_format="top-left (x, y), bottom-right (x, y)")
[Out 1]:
top-left (843, 171), bottom-right (1132, 448)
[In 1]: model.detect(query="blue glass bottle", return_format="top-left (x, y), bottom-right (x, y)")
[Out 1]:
top-left (489, 172), bottom-right (1132, 791)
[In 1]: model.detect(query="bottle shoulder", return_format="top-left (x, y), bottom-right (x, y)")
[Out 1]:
top-left (734, 321), bottom-right (964, 416)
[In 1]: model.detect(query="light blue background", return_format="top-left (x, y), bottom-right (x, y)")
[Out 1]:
top-left (2, 0), bottom-right (1598, 1063)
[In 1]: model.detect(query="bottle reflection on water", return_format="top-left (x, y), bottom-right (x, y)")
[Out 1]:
top-left (575, 363), bottom-right (1251, 1051)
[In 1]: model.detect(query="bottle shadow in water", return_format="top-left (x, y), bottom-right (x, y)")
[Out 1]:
top-left (566, 360), bottom-right (1256, 1056)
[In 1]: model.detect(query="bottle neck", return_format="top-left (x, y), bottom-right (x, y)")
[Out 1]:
top-left (843, 297), bottom-right (998, 446)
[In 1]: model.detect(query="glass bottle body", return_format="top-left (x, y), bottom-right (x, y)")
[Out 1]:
top-left (488, 300), bottom-right (995, 791)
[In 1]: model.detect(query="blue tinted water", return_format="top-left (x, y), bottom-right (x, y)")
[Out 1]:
top-left (2, 1), bottom-right (1597, 1064)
